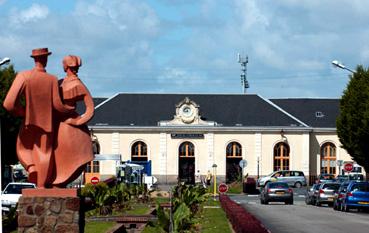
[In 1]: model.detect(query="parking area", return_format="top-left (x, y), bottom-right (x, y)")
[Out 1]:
top-left (230, 186), bottom-right (369, 233)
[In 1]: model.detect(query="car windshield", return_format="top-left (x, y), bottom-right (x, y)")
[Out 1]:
top-left (351, 183), bottom-right (369, 192)
top-left (269, 183), bottom-right (288, 189)
top-left (320, 174), bottom-right (335, 180)
top-left (4, 184), bottom-right (35, 194)
top-left (323, 183), bottom-right (340, 190)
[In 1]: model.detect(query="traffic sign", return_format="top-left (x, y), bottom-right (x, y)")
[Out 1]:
top-left (239, 159), bottom-right (247, 168)
top-left (218, 183), bottom-right (228, 193)
top-left (344, 163), bottom-right (353, 172)
top-left (91, 176), bottom-right (100, 184)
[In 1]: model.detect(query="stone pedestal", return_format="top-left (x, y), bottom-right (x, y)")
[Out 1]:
top-left (17, 188), bottom-right (84, 233)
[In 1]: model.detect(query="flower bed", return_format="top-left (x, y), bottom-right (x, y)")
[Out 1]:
top-left (219, 195), bottom-right (270, 233)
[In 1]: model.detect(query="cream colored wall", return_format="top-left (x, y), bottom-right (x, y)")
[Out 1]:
top-left (94, 129), bottom-right (360, 182)
top-left (311, 132), bottom-right (351, 176)
top-left (260, 132), bottom-right (310, 177)
top-left (212, 132), bottom-right (255, 177)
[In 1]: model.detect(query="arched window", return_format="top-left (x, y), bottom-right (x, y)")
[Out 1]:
top-left (179, 142), bottom-right (195, 157)
top-left (274, 142), bottom-right (290, 171)
top-left (226, 142), bottom-right (242, 157)
top-left (131, 141), bottom-right (148, 161)
top-left (321, 142), bottom-right (336, 174)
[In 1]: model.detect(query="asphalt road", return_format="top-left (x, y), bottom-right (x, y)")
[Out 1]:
top-left (230, 189), bottom-right (369, 233)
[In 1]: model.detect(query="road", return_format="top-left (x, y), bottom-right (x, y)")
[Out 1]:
top-left (230, 189), bottom-right (369, 233)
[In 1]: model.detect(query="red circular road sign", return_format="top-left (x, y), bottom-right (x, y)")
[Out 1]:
top-left (91, 176), bottom-right (100, 184)
top-left (344, 163), bottom-right (353, 172)
top-left (218, 183), bottom-right (228, 193)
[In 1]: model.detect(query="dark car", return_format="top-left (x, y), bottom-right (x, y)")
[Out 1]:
top-left (342, 181), bottom-right (369, 212)
top-left (305, 183), bottom-right (321, 205)
top-left (315, 182), bottom-right (341, 206)
top-left (317, 174), bottom-right (336, 183)
top-left (260, 182), bottom-right (293, 205)
top-left (333, 182), bottom-right (350, 211)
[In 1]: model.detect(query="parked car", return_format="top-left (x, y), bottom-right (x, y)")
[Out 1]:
top-left (333, 182), bottom-right (350, 211)
top-left (315, 182), bottom-right (341, 206)
top-left (336, 175), bottom-right (349, 183)
top-left (260, 182), bottom-right (293, 205)
top-left (257, 170), bottom-right (307, 188)
top-left (317, 174), bottom-right (336, 183)
top-left (341, 181), bottom-right (369, 212)
top-left (305, 183), bottom-right (321, 205)
top-left (1, 182), bottom-right (36, 213)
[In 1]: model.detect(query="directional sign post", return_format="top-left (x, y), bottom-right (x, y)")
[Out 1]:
top-left (239, 159), bottom-right (248, 184)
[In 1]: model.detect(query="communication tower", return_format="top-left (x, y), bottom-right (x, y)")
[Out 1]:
top-left (238, 53), bottom-right (249, 94)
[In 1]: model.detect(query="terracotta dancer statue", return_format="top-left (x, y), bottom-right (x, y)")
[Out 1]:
top-left (3, 48), bottom-right (72, 188)
top-left (52, 55), bottom-right (94, 187)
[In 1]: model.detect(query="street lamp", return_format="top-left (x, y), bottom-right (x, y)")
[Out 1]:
top-left (212, 164), bottom-right (217, 201)
top-left (0, 57), bottom-right (10, 66)
top-left (332, 60), bottom-right (355, 74)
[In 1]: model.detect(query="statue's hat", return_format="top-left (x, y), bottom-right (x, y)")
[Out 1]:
top-left (30, 48), bottom-right (52, 58)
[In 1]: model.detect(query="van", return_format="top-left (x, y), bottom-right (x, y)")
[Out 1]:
top-left (257, 170), bottom-right (307, 188)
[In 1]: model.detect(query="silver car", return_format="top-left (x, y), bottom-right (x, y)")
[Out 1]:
top-left (260, 182), bottom-right (293, 205)
top-left (315, 182), bottom-right (341, 206)
top-left (258, 170), bottom-right (307, 188)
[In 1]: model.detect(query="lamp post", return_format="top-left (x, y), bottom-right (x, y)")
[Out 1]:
top-left (0, 57), bottom-right (10, 231)
top-left (332, 60), bottom-right (355, 74)
top-left (212, 163), bottom-right (217, 201)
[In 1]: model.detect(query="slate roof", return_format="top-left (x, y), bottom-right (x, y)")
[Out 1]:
top-left (76, 97), bottom-right (107, 115)
top-left (270, 98), bottom-right (340, 128)
top-left (88, 93), bottom-right (307, 127)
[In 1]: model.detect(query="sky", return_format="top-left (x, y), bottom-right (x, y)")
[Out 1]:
top-left (1, 0), bottom-right (369, 98)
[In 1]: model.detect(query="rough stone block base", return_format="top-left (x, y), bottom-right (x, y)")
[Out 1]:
top-left (17, 189), bottom-right (83, 233)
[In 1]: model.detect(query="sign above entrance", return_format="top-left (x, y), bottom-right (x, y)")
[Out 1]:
top-left (171, 133), bottom-right (204, 139)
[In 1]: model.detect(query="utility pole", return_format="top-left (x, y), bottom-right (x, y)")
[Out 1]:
top-left (238, 53), bottom-right (249, 94)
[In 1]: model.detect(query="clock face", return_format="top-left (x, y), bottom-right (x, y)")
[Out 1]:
top-left (182, 106), bottom-right (193, 117)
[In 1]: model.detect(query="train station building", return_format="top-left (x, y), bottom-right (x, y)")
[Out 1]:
top-left (85, 93), bottom-right (362, 184)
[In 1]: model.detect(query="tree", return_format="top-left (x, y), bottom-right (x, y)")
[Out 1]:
top-left (336, 65), bottom-right (369, 178)
top-left (0, 65), bottom-right (21, 186)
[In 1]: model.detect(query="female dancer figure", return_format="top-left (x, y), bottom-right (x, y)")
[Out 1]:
top-left (53, 55), bottom-right (94, 187)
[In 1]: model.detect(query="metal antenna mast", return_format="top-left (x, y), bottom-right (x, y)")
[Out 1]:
top-left (238, 53), bottom-right (249, 94)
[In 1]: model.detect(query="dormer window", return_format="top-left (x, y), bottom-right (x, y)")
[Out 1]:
top-left (315, 111), bottom-right (324, 118)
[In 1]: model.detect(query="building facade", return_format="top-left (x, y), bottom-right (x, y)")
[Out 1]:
top-left (85, 93), bottom-right (362, 184)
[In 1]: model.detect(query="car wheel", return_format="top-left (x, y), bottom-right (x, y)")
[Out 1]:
top-left (305, 197), bottom-right (310, 205)
top-left (344, 203), bottom-right (350, 212)
top-left (316, 200), bottom-right (321, 207)
top-left (294, 182), bottom-right (302, 188)
top-left (265, 200), bottom-right (269, 205)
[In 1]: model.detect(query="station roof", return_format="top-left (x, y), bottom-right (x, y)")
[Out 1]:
top-left (88, 93), bottom-right (313, 128)
top-left (270, 98), bottom-right (340, 128)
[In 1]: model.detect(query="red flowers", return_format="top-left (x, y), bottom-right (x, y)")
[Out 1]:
top-left (219, 195), bottom-right (270, 233)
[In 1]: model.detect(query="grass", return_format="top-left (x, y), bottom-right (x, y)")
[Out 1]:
top-left (142, 198), bottom-right (233, 233)
top-left (227, 182), bottom-right (243, 194)
top-left (85, 221), bottom-right (116, 233)
top-left (198, 199), bottom-right (232, 233)
top-left (124, 202), bottom-right (152, 215)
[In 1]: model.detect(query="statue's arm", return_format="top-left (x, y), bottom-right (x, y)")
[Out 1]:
top-left (3, 73), bottom-right (25, 116)
top-left (52, 79), bottom-right (73, 113)
top-left (65, 83), bottom-right (94, 126)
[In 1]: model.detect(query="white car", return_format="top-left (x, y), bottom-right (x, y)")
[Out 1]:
top-left (1, 182), bottom-right (36, 213)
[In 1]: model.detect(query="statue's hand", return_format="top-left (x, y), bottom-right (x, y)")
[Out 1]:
top-left (64, 116), bottom-right (82, 126)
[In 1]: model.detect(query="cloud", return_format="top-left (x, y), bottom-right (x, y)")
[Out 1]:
top-left (10, 4), bottom-right (49, 26)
